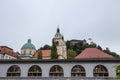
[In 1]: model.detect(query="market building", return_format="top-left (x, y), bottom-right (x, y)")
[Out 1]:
top-left (0, 58), bottom-right (120, 79)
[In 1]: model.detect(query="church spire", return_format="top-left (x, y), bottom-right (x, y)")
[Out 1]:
top-left (53, 26), bottom-right (67, 59)
top-left (55, 26), bottom-right (64, 39)
top-left (57, 25), bottom-right (60, 33)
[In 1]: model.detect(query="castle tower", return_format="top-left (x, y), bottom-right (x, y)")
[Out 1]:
top-left (53, 27), bottom-right (67, 59)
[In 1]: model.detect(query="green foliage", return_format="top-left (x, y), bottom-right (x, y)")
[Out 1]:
top-left (114, 65), bottom-right (120, 78)
top-left (38, 39), bottom-right (120, 59)
top-left (89, 41), bottom-right (97, 48)
top-left (39, 44), bottom-right (51, 50)
top-left (66, 40), bottom-right (120, 58)
top-left (37, 50), bottom-right (42, 59)
top-left (103, 48), bottom-right (120, 58)
top-left (97, 45), bottom-right (102, 50)
top-left (66, 40), bottom-right (89, 55)
top-left (67, 49), bottom-right (77, 59)
top-left (51, 39), bottom-right (58, 59)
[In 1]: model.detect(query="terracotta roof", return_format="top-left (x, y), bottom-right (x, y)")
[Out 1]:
top-left (34, 50), bottom-right (51, 57)
top-left (42, 50), bottom-right (51, 57)
top-left (0, 46), bottom-right (13, 50)
top-left (0, 46), bottom-right (19, 58)
top-left (75, 48), bottom-right (114, 59)
top-left (13, 52), bottom-right (20, 57)
top-left (33, 52), bottom-right (38, 57)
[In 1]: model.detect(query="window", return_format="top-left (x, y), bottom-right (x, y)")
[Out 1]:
top-left (24, 51), bottom-right (26, 54)
top-left (28, 65), bottom-right (42, 76)
top-left (93, 65), bottom-right (108, 77)
top-left (49, 65), bottom-right (64, 77)
top-left (71, 65), bottom-right (86, 77)
top-left (30, 51), bottom-right (32, 55)
top-left (7, 65), bottom-right (21, 77)
top-left (6, 56), bottom-right (8, 59)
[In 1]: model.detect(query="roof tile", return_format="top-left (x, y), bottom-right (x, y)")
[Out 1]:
top-left (75, 48), bottom-right (114, 59)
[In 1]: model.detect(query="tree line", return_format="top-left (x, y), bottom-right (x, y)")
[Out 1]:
top-left (37, 39), bottom-right (120, 59)
top-left (66, 39), bottom-right (120, 58)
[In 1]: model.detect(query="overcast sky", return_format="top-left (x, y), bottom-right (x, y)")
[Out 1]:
top-left (0, 0), bottom-right (120, 54)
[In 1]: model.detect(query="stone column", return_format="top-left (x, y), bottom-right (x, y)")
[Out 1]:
top-left (20, 64), bottom-right (29, 77)
top-left (63, 64), bottom-right (71, 77)
top-left (85, 64), bottom-right (94, 77)
top-left (41, 64), bottom-right (50, 77)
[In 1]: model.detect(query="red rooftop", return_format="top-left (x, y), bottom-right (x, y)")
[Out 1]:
top-left (75, 48), bottom-right (114, 59)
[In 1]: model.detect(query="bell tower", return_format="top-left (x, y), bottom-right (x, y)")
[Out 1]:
top-left (53, 27), bottom-right (67, 59)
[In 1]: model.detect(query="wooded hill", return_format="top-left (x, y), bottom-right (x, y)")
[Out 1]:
top-left (38, 39), bottom-right (120, 59)
top-left (66, 39), bottom-right (120, 58)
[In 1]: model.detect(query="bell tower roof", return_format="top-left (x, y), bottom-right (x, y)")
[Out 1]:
top-left (57, 27), bottom-right (60, 33)
top-left (54, 27), bottom-right (63, 39)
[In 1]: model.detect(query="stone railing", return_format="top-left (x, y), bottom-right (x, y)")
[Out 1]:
top-left (0, 77), bottom-right (119, 80)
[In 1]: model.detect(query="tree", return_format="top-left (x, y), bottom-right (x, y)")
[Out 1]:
top-left (67, 49), bottom-right (77, 59)
top-left (114, 65), bottom-right (120, 78)
top-left (104, 48), bottom-right (110, 54)
top-left (51, 39), bottom-right (58, 59)
top-left (97, 45), bottom-right (102, 50)
top-left (37, 50), bottom-right (42, 59)
top-left (104, 48), bottom-right (120, 58)
top-left (39, 44), bottom-right (51, 50)
top-left (66, 39), bottom-right (120, 58)
top-left (89, 41), bottom-right (97, 48)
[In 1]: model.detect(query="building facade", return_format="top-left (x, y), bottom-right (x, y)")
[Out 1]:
top-left (0, 46), bottom-right (19, 59)
top-left (34, 50), bottom-right (51, 59)
top-left (0, 59), bottom-right (120, 79)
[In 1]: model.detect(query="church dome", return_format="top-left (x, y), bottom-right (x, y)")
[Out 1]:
top-left (21, 39), bottom-right (36, 50)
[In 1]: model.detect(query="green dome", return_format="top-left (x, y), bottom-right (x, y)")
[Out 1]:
top-left (21, 39), bottom-right (36, 49)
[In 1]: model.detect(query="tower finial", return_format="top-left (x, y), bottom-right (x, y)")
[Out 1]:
top-left (28, 39), bottom-right (31, 43)
top-left (57, 25), bottom-right (60, 33)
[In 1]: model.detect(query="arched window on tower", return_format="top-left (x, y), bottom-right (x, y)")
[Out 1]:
top-left (49, 65), bottom-right (64, 77)
top-left (93, 65), bottom-right (108, 77)
top-left (28, 65), bottom-right (42, 76)
top-left (7, 65), bottom-right (21, 77)
top-left (56, 41), bottom-right (59, 46)
top-left (71, 65), bottom-right (86, 77)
